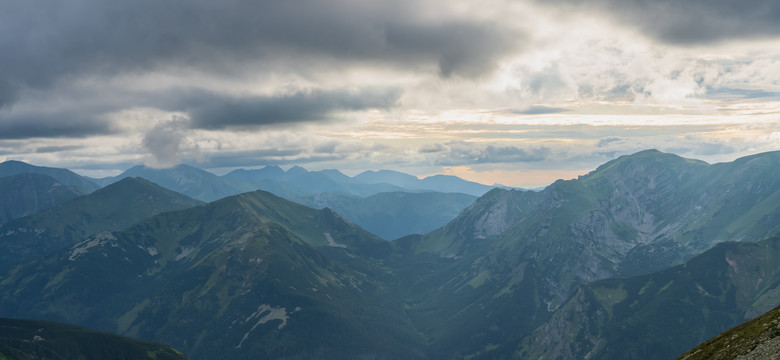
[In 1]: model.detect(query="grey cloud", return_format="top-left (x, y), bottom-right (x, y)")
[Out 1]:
top-left (35, 145), bottom-right (83, 153)
top-left (543, 0), bottom-right (780, 44)
top-left (432, 142), bottom-right (552, 166)
top-left (418, 143), bottom-right (447, 153)
top-left (504, 106), bottom-right (569, 115)
top-left (0, 0), bottom-right (521, 109)
top-left (385, 21), bottom-right (519, 77)
top-left (0, 84), bottom-right (400, 140)
top-left (141, 120), bottom-right (192, 168)
top-left (201, 151), bottom-right (345, 169)
top-left (0, 110), bottom-right (113, 140)
top-left (596, 137), bottom-right (624, 148)
top-left (181, 87), bottom-right (401, 129)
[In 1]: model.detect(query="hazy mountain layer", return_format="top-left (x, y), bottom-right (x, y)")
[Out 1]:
top-left (224, 166), bottom-right (496, 198)
top-left (300, 191), bottom-right (477, 240)
top-left (94, 164), bottom-right (246, 202)
top-left (0, 177), bottom-right (202, 266)
top-left (0, 173), bottom-right (84, 225)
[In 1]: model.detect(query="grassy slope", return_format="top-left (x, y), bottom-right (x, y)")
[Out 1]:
top-left (0, 317), bottom-right (189, 360)
top-left (677, 304), bottom-right (780, 360)
top-left (0, 177), bottom-right (202, 267)
top-left (0, 190), bottom-right (422, 359)
top-left (520, 234), bottom-right (780, 360)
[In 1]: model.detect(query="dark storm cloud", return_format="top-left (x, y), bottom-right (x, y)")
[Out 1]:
top-left (432, 142), bottom-right (553, 166)
top-left (180, 88), bottom-right (401, 129)
top-left (384, 22), bottom-right (517, 77)
top-left (544, 0), bottom-right (780, 44)
top-left (0, 110), bottom-right (113, 140)
top-left (0, 0), bottom-right (520, 110)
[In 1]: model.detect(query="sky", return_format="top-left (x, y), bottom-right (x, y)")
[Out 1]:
top-left (1, 0), bottom-right (779, 188)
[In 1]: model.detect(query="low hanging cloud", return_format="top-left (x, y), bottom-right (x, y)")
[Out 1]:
top-left (141, 120), bottom-right (198, 168)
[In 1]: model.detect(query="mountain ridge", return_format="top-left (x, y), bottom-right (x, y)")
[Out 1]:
top-left (0, 173), bottom-right (85, 225)
top-left (0, 160), bottom-right (100, 194)
top-left (0, 177), bottom-right (202, 266)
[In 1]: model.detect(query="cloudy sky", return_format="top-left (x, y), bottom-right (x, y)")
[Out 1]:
top-left (1, 0), bottom-right (779, 187)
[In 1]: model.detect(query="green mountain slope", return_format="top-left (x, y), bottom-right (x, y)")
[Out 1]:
top-left (0, 160), bottom-right (99, 194)
top-left (0, 173), bottom-right (84, 225)
top-left (520, 234), bottom-right (780, 360)
top-left (0, 317), bottom-right (189, 360)
top-left (677, 304), bottom-right (780, 360)
top-left (300, 191), bottom-right (478, 240)
top-left (396, 149), bottom-right (780, 357)
top-left (0, 190), bottom-right (421, 359)
top-left (0, 177), bottom-right (202, 266)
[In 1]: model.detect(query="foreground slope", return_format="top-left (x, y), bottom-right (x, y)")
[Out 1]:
top-left (0, 317), bottom-right (189, 360)
top-left (521, 234), bottom-right (780, 360)
top-left (677, 304), bottom-right (780, 360)
top-left (0, 177), bottom-right (202, 266)
top-left (0, 173), bottom-right (84, 225)
top-left (0, 190), bottom-right (422, 359)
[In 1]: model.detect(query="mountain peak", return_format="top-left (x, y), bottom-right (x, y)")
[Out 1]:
top-left (583, 149), bottom-right (708, 183)
top-left (286, 165), bottom-right (308, 176)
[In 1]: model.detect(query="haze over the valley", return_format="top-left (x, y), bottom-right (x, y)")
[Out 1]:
top-left (1, 0), bottom-right (779, 188)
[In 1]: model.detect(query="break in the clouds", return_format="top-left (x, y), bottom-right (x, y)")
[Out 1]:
top-left (2, 0), bottom-right (780, 187)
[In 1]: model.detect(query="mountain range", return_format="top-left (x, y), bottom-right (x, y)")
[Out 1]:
top-left (82, 162), bottom-right (495, 239)
top-left (90, 163), bottom-right (496, 203)
top-left (0, 149), bottom-right (778, 359)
